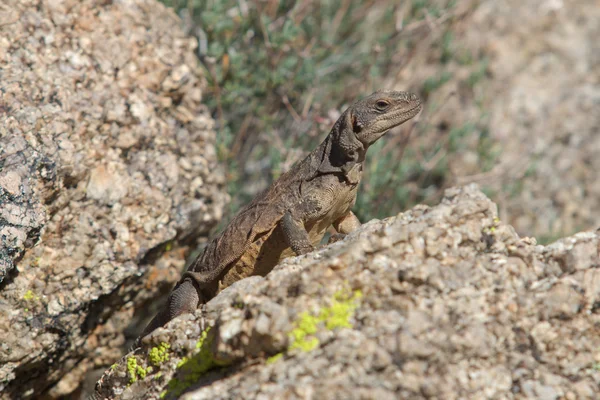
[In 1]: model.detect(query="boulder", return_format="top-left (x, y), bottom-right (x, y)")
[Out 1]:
top-left (0, 0), bottom-right (227, 397)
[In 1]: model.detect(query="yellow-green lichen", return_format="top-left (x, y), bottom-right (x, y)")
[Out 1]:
top-left (322, 289), bottom-right (363, 330)
top-left (266, 353), bottom-right (283, 364)
top-left (290, 311), bottom-right (320, 352)
top-left (289, 289), bottom-right (362, 353)
top-left (149, 342), bottom-right (170, 366)
top-left (163, 327), bottom-right (231, 398)
top-left (23, 290), bottom-right (39, 301)
top-left (195, 328), bottom-right (210, 349)
top-left (176, 357), bottom-right (189, 368)
top-left (484, 217), bottom-right (501, 234)
top-left (126, 356), bottom-right (152, 384)
top-left (232, 300), bottom-right (245, 309)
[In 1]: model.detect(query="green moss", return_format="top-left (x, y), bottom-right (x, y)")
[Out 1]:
top-left (266, 353), bottom-right (283, 365)
top-left (110, 363), bottom-right (118, 371)
top-left (149, 342), bottom-right (170, 366)
top-left (289, 289), bottom-right (362, 353)
top-left (163, 327), bottom-right (231, 398)
top-left (126, 356), bottom-right (152, 384)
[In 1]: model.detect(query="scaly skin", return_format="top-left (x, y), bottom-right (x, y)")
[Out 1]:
top-left (138, 90), bottom-right (422, 342)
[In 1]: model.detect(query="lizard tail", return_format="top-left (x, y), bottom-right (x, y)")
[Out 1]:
top-left (134, 277), bottom-right (202, 348)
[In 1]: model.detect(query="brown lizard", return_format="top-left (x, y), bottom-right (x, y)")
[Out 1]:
top-left (138, 90), bottom-right (422, 341)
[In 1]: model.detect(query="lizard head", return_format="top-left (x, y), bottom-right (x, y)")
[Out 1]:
top-left (349, 90), bottom-right (422, 147)
top-left (321, 90), bottom-right (422, 176)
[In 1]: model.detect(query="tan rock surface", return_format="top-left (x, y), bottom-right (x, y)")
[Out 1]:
top-left (0, 0), bottom-right (226, 398)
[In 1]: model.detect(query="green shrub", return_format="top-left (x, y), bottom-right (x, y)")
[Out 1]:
top-left (160, 0), bottom-right (493, 224)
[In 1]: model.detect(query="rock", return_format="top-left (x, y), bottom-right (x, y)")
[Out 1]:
top-left (93, 185), bottom-right (600, 400)
top-left (0, 0), bottom-right (227, 398)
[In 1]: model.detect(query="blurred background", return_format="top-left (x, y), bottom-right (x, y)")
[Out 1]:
top-left (160, 0), bottom-right (599, 243)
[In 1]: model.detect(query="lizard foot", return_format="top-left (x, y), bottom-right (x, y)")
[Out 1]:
top-left (327, 233), bottom-right (347, 244)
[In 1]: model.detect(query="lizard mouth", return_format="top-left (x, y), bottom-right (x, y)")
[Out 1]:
top-left (357, 97), bottom-right (422, 146)
top-left (406, 102), bottom-right (423, 114)
top-left (390, 102), bottom-right (422, 122)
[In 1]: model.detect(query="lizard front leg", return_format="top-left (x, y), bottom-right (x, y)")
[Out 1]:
top-left (281, 181), bottom-right (338, 255)
top-left (281, 210), bottom-right (314, 255)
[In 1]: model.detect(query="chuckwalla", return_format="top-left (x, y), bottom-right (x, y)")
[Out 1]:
top-left (139, 90), bottom-right (422, 340)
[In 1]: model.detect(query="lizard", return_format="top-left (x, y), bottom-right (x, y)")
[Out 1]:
top-left (138, 89), bottom-right (422, 341)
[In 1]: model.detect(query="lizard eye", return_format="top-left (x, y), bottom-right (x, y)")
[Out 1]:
top-left (375, 100), bottom-right (389, 110)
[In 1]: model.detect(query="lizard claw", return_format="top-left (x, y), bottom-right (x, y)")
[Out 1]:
top-left (327, 233), bottom-right (347, 244)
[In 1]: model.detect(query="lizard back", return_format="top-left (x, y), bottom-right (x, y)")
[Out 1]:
top-left (184, 141), bottom-right (327, 297)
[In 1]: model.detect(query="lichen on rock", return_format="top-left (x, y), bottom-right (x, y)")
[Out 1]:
top-left (149, 343), bottom-right (171, 366)
top-left (288, 288), bottom-right (362, 352)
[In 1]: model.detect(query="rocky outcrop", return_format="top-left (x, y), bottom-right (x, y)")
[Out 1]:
top-left (0, 0), bottom-right (226, 398)
top-left (94, 185), bottom-right (600, 400)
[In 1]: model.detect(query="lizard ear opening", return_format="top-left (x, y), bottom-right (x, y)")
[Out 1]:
top-left (351, 113), bottom-right (363, 133)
